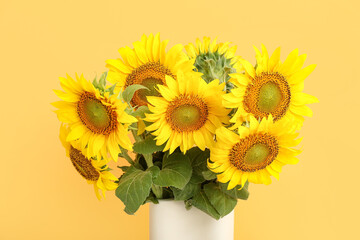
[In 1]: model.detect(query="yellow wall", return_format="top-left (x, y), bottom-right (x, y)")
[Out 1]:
top-left (1, 0), bottom-right (359, 239)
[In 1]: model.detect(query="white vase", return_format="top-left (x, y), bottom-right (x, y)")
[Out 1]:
top-left (149, 200), bottom-right (234, 240)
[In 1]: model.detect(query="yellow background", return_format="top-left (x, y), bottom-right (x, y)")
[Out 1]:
top-left (1, 0), bottom-right (359, 239)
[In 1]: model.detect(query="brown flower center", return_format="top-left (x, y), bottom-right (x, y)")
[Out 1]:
top-left (125, 62), bottom-right (176, 107)
top-left (77, 92), bottom-right (118, 135)
top-left (243, 72), bottom-right (291, 121)
top-left (166, 95), bottom-right (208, 132)
top-left (229, 133), bottom-right (279, 172)
top-left (69, 146), bottom-right (100, 181)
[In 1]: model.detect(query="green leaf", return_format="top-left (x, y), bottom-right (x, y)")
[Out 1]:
top-left (171, 184), bottom-right (200, 201)
top-left (147, 165), bottom-right (160, 179)
top-left (189, 172), bottom-right (205, 184)
top-left (122, 84), bottom-right (148, 103)
top-left (115, 166), bottom-right (153, 214)
top-left (117, 166), bottom-right (130, 172)
top-left (186, 147), bottom-right (210, 182)
top-left (162, 187), bottom-right (174, 199)
top-left (151, 184), bottom-right (163, 199)
top-left (133, 136), bottom-right (165, 154)
top-left (131, 106), bottom-right (150, 118)
top-left (187, 147), bottom-right (210, 173)
top-left (203, 182), bottom-right (237, 218)
top-left (191, 190), bottom-right (220, 220)
top-left (171, 176), bottom-right (201, 200)
top-left (219, 181), bottom-right (250, 200)
top-left (202, 169), bottom-right (217, 180)
top-left (153, 152), bottom-right (192, 189)
top-left (118, 164), bottom-right (140, 178)
top-left (145, 192), bottom-right (159, 204)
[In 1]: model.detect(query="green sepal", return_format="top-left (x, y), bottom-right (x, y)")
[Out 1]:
top-left (92, 77), bottom-right (100, 89)
top-left (91, 72), bottom-right (117, 96)
top-left (194, 51), bottom-right (236, 91)
top-left (92, 72), bottom-right (107, 92)
top-left (99, 72), bottom-right (107, 89)
top-left (105, 83), bottom-right (117, 95)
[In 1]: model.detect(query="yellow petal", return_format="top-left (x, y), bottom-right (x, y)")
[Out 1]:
top-left (289, 105), bottom-right (313, 117)
top-left (105, 59), bottom-right (132, 74)
top-left (260, 44), bottom-right (269, 69)
top-left (66, 125), bottom-right (85, 141)
top-left (266, 165), bottom-right (279, 180)
top-left (137, 119), bottom-right (146, 135)
top-left (108, 133), bottom-right (120, 161)
top-left (292, 92), bottom-right (319, 105)
top-left (288, 64), bottom-right (316, 85)
top-left (230, 74), bottom-right (250, 87)
top-left (217, 167), bottom-right (236, 183)
top-left (227, 171), bottom-right (242, 190)
top-left (239, 59), bottom-right (256, 79)
top-left (146, 33), bottom-right (154, 62)
top-left (215, 127), bottom-right (239, 145)
top-left (193, 131), bottom-right (206, 150)
top-left (279, 48), bottom-right (299, 75)
top-left (169, 132), bottom-right (181, 154)
top-left (165, 75), bottom-right (179, 96)
top-left (259, 170), bottom-right (272, 185)
top-left (157, 84), bottom-right (175, 101)
top-left (269, 47), bottom-right (281, 72)
top-left (92, 134), bottom-right (106, 156)
top-left (165, 44), bottom-right (184, 67)
top-left (152, 33), bottom-right (161, 61)
top-left (160, 39), bottom-right (169, 63)
top-left (119, 46), bottom-right (138, 68)
top-left (54, 90), bottom-right (78, 102)
top-left (133, 41), bottom-right (148, 64)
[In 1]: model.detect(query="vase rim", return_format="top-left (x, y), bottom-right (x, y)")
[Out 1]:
top-left (151, 198), bottom-right (183, 203)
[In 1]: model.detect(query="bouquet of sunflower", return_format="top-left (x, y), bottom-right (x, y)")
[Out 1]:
top-left (53, 34), bottom-right (318, 219)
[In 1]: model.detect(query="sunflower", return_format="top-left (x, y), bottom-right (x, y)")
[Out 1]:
top-left (59, 124), bottom-right (118, 200)
top-left (105, 33), bottom-right (194, 107)
top-left (223, 44), bottom-right (318, 128)
top-left (208, 115), bottom-right (302, 189)
top-left (185, 37), bottom-right (242, 84)
top-left (52, 73), bottom-right (137, 162)
top-left (145, 71), bottom-right (230, 154)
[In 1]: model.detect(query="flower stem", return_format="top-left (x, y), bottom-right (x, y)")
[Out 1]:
top-left (143, 153), bottom-right (153, 167)
top-left (131, 129), bottom-right (143, 142)
top-left (152, 185), bottom-right (163, 199)
top-left (144, 153), bottom-right (162, 198)
top-left (119, 147), bottom-right (135, 165)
